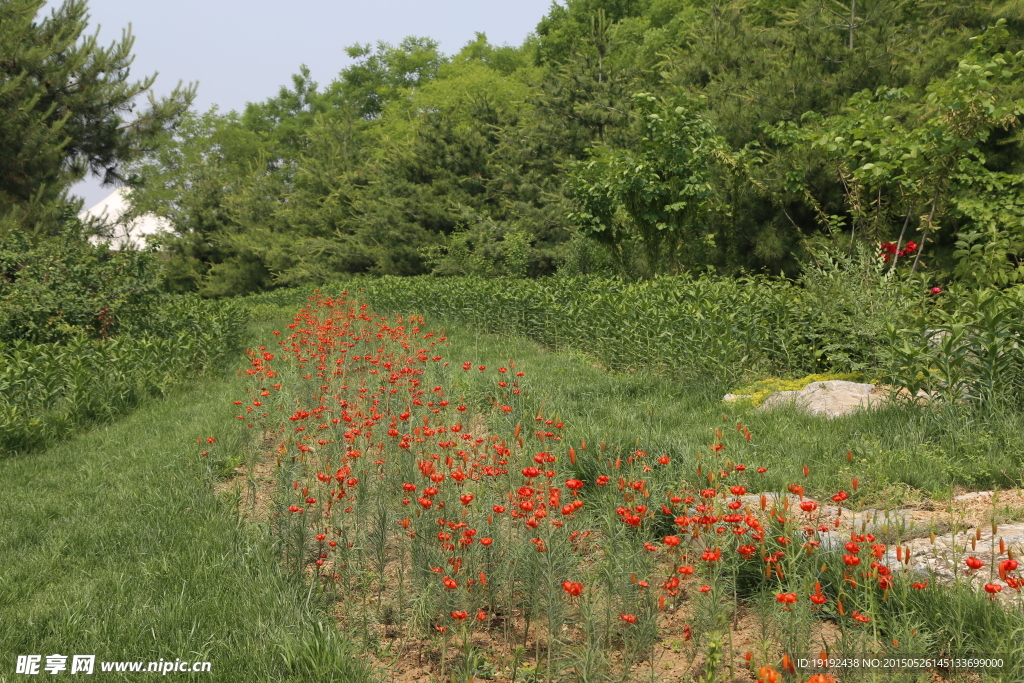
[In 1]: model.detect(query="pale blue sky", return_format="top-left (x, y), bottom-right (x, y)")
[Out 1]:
top-left (71, 0), bottom-right (556, 208)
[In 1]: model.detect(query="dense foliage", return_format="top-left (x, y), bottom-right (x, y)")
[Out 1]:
top-left (348, 268), bottom-right (907, 383)
top-left (125, 0), bottom-right (1024, 293)
top-left (0, 211), bottom-right (162, 344)
top-left (0, 295), bottom-right (246, 453)
top-left (345, 265), bottom-right (1024, 410)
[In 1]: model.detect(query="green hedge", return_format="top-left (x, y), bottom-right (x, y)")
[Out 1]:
top-left (344, 275), bottom-right (887, 382)
top-left (0, 296), bottom-right (245, 454)
top-left (340, 273), bottom-right (1024, 407)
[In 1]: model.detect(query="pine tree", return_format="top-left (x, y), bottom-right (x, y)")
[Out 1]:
top-left (0, 0), bottom-right (193, 236)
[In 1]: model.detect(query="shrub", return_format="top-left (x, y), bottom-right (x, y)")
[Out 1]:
top-left (0, 221), bottom-right (161, 344)
top-left (342, 272), bottom-right (921, 387)
top-left (0, 295), bottom-right (245, 454)
top-left (887, 285), bottom-right (1024, 408)
top-left (796, 242), bottom-right (923, 373)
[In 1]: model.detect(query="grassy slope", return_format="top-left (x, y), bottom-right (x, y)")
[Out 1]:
top-left (0, 317), bottom-right (374, 683)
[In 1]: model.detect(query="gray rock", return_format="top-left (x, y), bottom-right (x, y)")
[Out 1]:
top-left (734, 488), bottom-right (1024, 602)
top-left (757, 380), bottom-right (890, 418)
top-left (883, 522), bottom-right (1024, 604)
top-left (954, 491), bottom-right (994, 503)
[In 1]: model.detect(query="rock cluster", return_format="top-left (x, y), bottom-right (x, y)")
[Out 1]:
top-left (740, 491), bottom-right (1024, 605)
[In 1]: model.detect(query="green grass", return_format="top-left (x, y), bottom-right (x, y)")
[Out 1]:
top-left (243, 292), bottom-right (1023, 682)
top-left (399, 312), bottom-right (1024, 677)
top-left (0, 315), bottom-right (375, 683)
top-left (431, 318), bottom-right (1024, 502)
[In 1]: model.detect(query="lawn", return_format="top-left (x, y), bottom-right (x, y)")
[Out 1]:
top-left (0, 313), bottom-right (374, 683)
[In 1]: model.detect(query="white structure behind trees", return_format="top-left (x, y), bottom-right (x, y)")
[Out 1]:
top-left (78, 187), bottom-right (172, 249)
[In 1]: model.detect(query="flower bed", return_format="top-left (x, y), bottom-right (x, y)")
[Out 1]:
top-left (215, 290), bottom-right (1024, 682)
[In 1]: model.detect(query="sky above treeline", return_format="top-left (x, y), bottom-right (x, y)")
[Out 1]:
top-left (70, 0), bottom-right (555, 208)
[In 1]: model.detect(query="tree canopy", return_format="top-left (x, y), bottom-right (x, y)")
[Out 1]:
top-left (124, 0), bottom-right (1024, 292)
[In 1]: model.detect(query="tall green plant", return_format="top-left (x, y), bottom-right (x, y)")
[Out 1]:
top-left (797, 242), bottom-right (923, 372)
top-left (887, 286), bottom-right (1024, 407)
top-left (0, 296), bottom-right (245, 453)
top-left (567, 93), bottom-right (724, 277)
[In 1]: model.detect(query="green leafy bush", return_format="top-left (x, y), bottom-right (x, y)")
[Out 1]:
top-left (795, 243), bottom-right (923, 373)
top-left (887, 286), bottom-right (1024, 407)
top-left (0, 221), bottom-right (317, 453)
top-left (0, 224), bottom-right (162, 343)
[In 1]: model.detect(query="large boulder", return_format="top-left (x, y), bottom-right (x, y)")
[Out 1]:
top-left (757, 380), bottom-right (889, 418)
